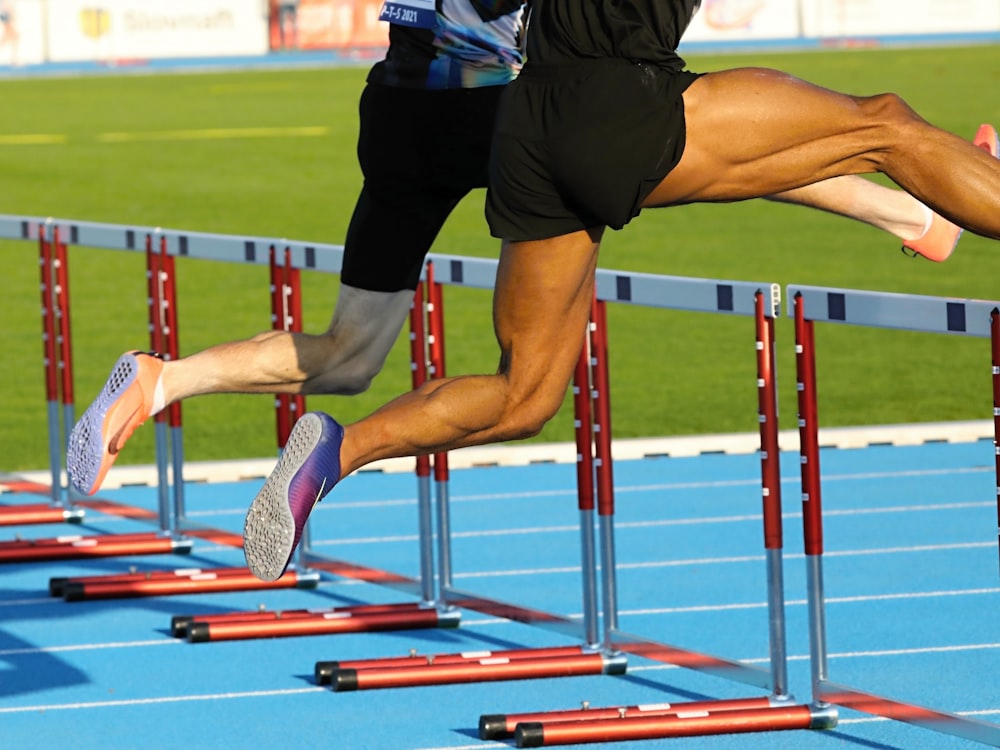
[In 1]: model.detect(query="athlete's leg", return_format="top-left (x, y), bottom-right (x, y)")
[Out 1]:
top-left (767, 176), bottom-right (931, 242)
top-left (336, 229), bottom-right (602, 475)
top-left (644, 67), bottom-right (1000, 240)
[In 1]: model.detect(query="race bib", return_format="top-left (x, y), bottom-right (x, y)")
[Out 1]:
top-left (379, 0), bottom-right (436, 28)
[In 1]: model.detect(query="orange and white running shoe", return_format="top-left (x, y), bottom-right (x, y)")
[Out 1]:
top-left (901, 123), bottom-right (999, 262)
top-left (66, 351), bottom-right (165, 495)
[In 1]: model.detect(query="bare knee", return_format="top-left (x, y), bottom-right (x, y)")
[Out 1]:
top-left (303, 333), bottom-right (386, 395)
top-left (495, 386), bottom-right (567, 442)
top-left (856, 92), bottom-right (928, 165)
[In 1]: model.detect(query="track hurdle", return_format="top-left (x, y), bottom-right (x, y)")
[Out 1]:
top-left (0, 224), bottom-right (193, 564)
top-left (177, 269), bottom-right (460, 641)
top-left (476, 274), bottom-right (834, 746)
top-left (791, 284), bottom-right (1000, 747)
top-left (51, 240), bottom-right (327, 600)
top-left (0, 224), bottom-right (84, 526)
top-left (309, 262), bottom-right (622, 690)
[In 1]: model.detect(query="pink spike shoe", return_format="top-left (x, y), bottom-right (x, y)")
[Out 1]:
top-left (66, 351), bottom-right (165, 495)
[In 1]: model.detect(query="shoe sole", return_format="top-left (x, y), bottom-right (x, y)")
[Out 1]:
top-left (66, 353), bottom-right (142, 495)
top-left (243, 413), bottom-right (340, 581)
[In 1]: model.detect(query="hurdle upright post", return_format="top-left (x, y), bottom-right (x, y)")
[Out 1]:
top-left (38, 223), bottom-right (63, 505)
top-left (589, 297), bottom-right (620, 646)
top-left (754, 289), bottom-right (790, 699)
top-left (410, 278), bottom-right (436, 605)
top-left (991, 309), bottom-right (1000, 574)
top-left (426, 262), bottom-right (455, 598)
top-left (146, 234), bottom-right (175, 537)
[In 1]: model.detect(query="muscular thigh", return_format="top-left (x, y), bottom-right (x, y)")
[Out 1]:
top-left (645, 67), bottom-right (900, 206)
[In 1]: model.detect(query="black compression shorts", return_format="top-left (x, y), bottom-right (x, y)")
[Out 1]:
top-left (485, 60), bottom-right (701, 241)
top-left (341, 83), bottom-right (505, 292)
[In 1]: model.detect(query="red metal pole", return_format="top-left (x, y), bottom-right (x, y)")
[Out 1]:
top-left (269, 246), bottom-right (291, 448)
top-left (514, 703), bottom-right (815, 746)
top-left (794, 294), bottom-right (823, 556)
top-left (53, 227), bottom-right (75, 412)
top-left (755, 292), bottom-right (782, 551)
top-left (590, 299), bottom-right (614, 518)
top-left (284, 246), bottom-right (306, 426)
top-left (480, 696), bottom-right (779, 740)
top-left (161, 236), bottom-right (182, 429)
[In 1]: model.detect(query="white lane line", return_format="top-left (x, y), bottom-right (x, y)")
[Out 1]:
top-left (0, 687), bottom-right (324, 714)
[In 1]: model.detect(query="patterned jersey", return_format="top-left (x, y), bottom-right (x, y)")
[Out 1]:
top-left (368, 0), bottom-right (527, 90)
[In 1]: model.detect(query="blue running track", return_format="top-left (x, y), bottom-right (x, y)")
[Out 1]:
top-left (2, 437), bottom-right (999, 749)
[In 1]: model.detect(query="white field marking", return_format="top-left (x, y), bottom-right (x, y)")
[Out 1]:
top-left (837, 708), bottom-right (1000, 725)
top-left (0, 133), bottom-right (68, 145)
top-left (0, 639), bottom-right (178, 657)
top-left (0, 687), bottom-right (324, 714)
top-left (621, 587), bottom-right (1000, 616)
top-left (0, 597), bottom-right (58, 608)
top-left (97, 125), bottom-right (327, 142)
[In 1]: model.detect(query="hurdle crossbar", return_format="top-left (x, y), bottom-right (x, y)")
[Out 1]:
top-left (790, 283), bottom-right (1000, 747)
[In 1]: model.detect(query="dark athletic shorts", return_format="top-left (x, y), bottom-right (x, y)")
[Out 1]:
top-left (485, 60), bottom-right (702, 241)
top-left (341, 83), bottom-right (505, 292)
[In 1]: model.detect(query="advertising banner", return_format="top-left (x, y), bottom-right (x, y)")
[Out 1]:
top-left (45, 0), bottom-right (269, 63)
top-left (800, 0), bottom-right (1000, 37)
top-left (269, 0), bottom-right (387, 51)
top-left (684, 0), bottom-right (802, 42)
top-left (0, 0), bottom-right (45, 66)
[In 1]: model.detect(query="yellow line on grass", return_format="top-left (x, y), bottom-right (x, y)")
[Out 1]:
top-left (0, 133), bottom-right (68, 145)
top-left (97, 125), bottom-right (328, 142)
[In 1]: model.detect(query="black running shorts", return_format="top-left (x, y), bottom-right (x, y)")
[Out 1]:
top-left (341, 83), bottom-right (505, 292)
top-left (485, 60), bottom-right (701, 241)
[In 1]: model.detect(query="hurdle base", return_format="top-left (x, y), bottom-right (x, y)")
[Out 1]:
top-left (316, 644), bottom-right (599, 686)
top-left (0, 532), bottom-right (193, 564)
top-left (185, 603), bottom-right (459, 643)
top-left (0, 504), bottom-right (85, 527)
top-left (55, 565), bottom-right (321, 601)
top-left (513, 702), bottom-right (835, 747)
top-left (330, 650), bottom-right (626, 691)
top-left (479, 695), bottom-right (812, 740)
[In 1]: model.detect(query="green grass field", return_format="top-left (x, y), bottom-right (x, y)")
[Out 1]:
top-left (2, 45), bottom-right (1000, 472)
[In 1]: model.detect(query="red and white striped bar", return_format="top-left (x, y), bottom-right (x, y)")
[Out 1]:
top-left (316, 645), bottom-right (593, 685)
top-left (480, 696), bottom-right (794, 741)
top-left (327, 649), bottom-right (626, 692)
top-left (513, 703), bottom-right (827, 747)
top-left (0, 503), bottom-right (84, 526)
top-left (55, 565), bottom-right (318, 601)
top-left (172, 601), bottom-right (432, 639)
top-left (0, 531), bottom-right (193, 563)
top-left (185, 604), bottom-right (456, 643)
